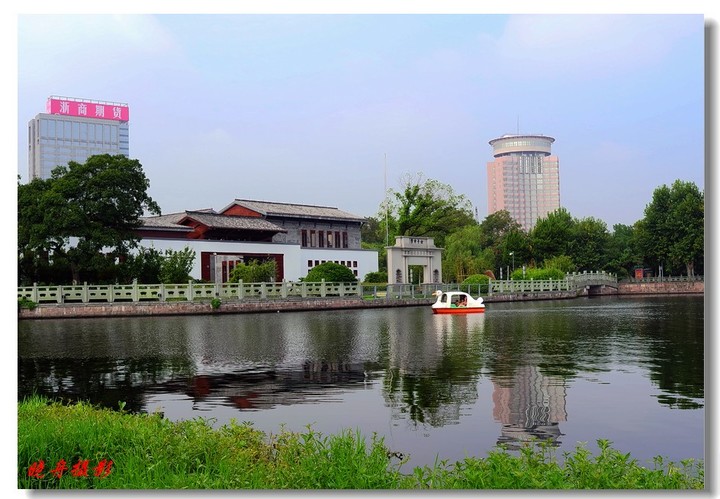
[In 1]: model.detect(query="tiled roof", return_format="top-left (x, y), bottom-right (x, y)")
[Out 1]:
top-left (139, 212), bottom-right (192, 231)
top-left (139, 210), bottom-right (286, 233)
top-left (180, 211), bottom-right (287, 232)
top-left (223, 199), bottom-right (366, 222)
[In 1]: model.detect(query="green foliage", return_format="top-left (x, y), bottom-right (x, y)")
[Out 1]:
top-left (17, 154), bottom-right (160, 284)
top-left (228, 259), bottom-right (277, 283)
top-left (392, 173), bottom-right (476, 248)
top-left (305, 262), bottom-right (357, 283)
top-left (543, 255), bottom-right (575, 273)
top-left (511, 267), bottom-right (565, 281)
top-left (210, 298), bottom-right (222, 310)
top-left (604, 224), bottom-right (640, 279)
top-left (18, 397), bottom-right (703, 489)
top-left (119, 247), bottom-right (164, 284)
top-left (159, 247), bottom-right (196, 284)
top-left (461, 274), bottom-right (490, 285)
top-left (442, 225), bottom-right (495, 283)
top-left (363, 271), bottom-right (388, 283)
top-left (636, 180), bottom-right (703, 276)
top-left (570, 217), bottom-right (610, 272)
top-left (18, 297), bottom-right (38, 310)
top-left (529, 208), bottom-right (575, 266)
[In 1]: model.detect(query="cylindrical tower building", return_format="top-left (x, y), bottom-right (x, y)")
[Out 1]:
top-left (486, 134), bottom-right (560, 232)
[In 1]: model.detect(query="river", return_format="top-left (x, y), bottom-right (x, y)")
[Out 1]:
top-left (18, 294), bottom-right (704, 470)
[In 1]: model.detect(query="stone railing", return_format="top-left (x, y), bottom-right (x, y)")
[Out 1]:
top-left (18, 271), bottom-right (620, 305)
top-left (18, 280), bottom-right (364, 304)
top-left (623, 275), bottom-right (703, 283)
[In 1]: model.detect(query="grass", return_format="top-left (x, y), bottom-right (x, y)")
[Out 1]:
top-left (18, 396), bottom-right (704, 490)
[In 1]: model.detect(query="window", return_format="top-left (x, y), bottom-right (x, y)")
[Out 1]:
top-left (342, 232), bottom-right (348, 248)
top-left (301, 230), bottom-right (308, 247)
top-left (327, 232), bottom-right (333, 248)
top-left (319, 231), bottom-right (325, 248)
top-left (310, 230), bottom-right (317, 247)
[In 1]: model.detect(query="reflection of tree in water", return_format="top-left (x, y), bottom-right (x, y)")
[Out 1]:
top-left (18, 357), bottom-right (194, 413)
top-left (639, 298), bottom-right (704, 409)
top-left (381, 313), bottom-right (485, 428)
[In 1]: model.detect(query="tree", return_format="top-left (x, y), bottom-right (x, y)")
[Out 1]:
top-left (18, 154), bottom-right (160, 283)
top-left (543, 255), bottom-right (575, 273)
top-left (392, 173), bottom-right (476, 248)
top-left (159, 247), bottom-right (196, 284)
top-left (478, 210), bottom-right (522, 248)
top-left (442, 225), bottom-right (494, 282)
top-left (605, 224), bottom-right (640, 279)
top-left (304, 262), bottom-right (357, 282)
top-left (636, 180), bottom-right (704, 276)
top-left (478, 210), bottom-right (530, 277)
top-left (569, 216), bottom-right (609, 272)
top-left (530, 208), bottom-right (575, 266)
top-left (118, 247), bottom-right (164, 284)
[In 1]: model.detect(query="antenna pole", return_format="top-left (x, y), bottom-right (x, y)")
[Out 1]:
top-left (384, 153), bottom-right (389, 247)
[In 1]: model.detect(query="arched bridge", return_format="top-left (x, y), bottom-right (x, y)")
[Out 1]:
top-left (566, 271), bottom-right (618, 295)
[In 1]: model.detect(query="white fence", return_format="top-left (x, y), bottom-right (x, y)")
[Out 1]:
top-left (17, 271), bottom-right (620, 305)
top-left (18, 280), bottom-right (364, 304)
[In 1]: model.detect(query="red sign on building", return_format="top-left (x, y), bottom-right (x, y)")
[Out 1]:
top-left (47, 97), bottom-right (129, 122)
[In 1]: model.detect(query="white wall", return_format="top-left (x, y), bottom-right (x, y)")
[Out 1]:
top-left (138, 238), bottom-right (378, 281)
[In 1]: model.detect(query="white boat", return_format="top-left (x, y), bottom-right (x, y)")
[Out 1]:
top-left (431, 290), bottom-right (486, 314)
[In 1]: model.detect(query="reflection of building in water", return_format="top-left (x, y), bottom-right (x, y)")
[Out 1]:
top-left (492, 365), bottom-right (567, 449)
top-left (174, 361), bottom-right (371, 411)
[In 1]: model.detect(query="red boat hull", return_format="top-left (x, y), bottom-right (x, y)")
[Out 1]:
top-left (432, 307), bottom-right (485, 314)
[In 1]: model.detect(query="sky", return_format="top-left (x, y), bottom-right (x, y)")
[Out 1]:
top-left (13, 5), bottom-right (709, 230)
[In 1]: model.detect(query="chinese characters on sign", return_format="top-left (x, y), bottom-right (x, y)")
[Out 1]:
top-left (47, 97), bottom-right (129, 122)
top-left (27, 459), bottom-right (113, 479)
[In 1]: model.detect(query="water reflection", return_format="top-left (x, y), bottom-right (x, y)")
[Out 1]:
top-left (492, 366), bottom-right (566, 449)
top-left (382, 313), bottom-right (485, 428)
top-left (18, 296), bottom-right (704, 467)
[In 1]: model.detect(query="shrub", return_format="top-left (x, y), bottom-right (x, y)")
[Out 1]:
top-left (18, 297), bottom-right (37, 311)
top-left (511, 267), bottom-right (565, 280)
top-left (229, 259), bottom-right (277, 283)
top-left (305, 262), bottom-right (357, 283)
top-left (363, 271), bottom-right (388, 283)
top-left (462, 274), bottom-right (490, 285)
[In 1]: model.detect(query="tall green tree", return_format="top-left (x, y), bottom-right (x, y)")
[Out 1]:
top-left (391, 173), bottom-right (476, 248)
top-left (636, 180), bottom-right (704, 276)
top-left (17, 154), bottom-right (160, 284)
top-left (529, 208), bottom-right (575, 266)
top-left (605, 223), bottom-right (640, 279)
top-left (478, 210), bottom-right (530, 276)
top-left (442, 225), bottom-right (494, 282)
top-left (569, 216), bottom-right (610, 272)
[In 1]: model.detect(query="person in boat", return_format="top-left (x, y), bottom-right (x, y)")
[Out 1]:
top-left (458, 296), bottom-right (467, 307)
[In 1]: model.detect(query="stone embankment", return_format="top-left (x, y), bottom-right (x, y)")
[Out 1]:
top-left (18, 281), bottom-right (702, 320)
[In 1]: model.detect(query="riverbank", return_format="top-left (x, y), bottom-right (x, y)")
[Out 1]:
top-left (17, 280), bottom-right (703, 320)
top-left (18, 396), bottom-right (703, 490)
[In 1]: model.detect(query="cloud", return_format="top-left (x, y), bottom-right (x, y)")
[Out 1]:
top-left (18, 15), bottom-right (181, 78)
top-left (493, 14), bottom-right (699, 80)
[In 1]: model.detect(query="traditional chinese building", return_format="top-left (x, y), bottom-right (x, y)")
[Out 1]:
top-left (137, 199), bottom-right (379, 282)
top-left (28, 96), bottom-right (130, 180)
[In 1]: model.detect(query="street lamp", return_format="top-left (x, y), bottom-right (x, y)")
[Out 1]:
top-left (509, 252), bottom-right (515, 272)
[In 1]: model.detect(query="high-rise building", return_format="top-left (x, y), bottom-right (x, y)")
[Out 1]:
top-left (28, 96), bottom-right (129, 180)
top-left (486, 134), bottom-right (560, 232)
